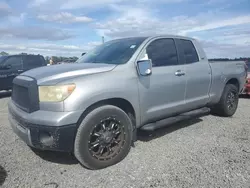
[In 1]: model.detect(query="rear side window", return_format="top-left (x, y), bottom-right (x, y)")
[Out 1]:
top-left (3, 56), bottom-right (22, 69)
top-left (180, 39), bottom-right (199, 64)
top-left (146, 38), bottom-right (178, 67)
top-left (23, 55), bottom-right (43, 69)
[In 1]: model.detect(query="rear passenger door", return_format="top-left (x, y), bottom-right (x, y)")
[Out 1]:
top-left (175, 39), bottom-right (211, 110)
top-left (23, 55), bottom-right (44, 71)
top-left (137, 38), bottom-right (187, 125)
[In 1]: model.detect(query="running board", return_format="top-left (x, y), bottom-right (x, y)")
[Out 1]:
top-left (140, 107), bottom-right (210, 131)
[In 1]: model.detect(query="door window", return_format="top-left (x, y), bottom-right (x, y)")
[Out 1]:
top-left (3, 56), bottom-right (22, 69)
top-left (146, 38), bottom-right (178, 67)
top-left (23, 55), bottom-right (43, 69)
top-left (180, 39), bottom-right (199, 64)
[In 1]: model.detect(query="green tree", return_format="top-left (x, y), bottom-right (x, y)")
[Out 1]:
top-left (0, 51), bottom-right (9, 56)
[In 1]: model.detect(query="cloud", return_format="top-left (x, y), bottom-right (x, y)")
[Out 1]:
top-left (6, 13), bottom-right (27, 25)
top-left (0, 1), bottom-right (27, 27)
top-left (29, 0), bottom-right (50, 6)
top-left (95, 4), bottom-right (250, 38)
top-left (95, 7), bottom-right (197, 38)
top-left (60, 0), bottom-right (123, 9)
top-left (86, 41), bottom-right (102, 46)
top-left (0, 26), bottom-right (73, 41)
top-left (0, 1), bottom-right (12, 18)
top-left (202, 40), bottom-right (250, 58)
top-left (203, 0), bottom-right (227, 5)
top-left (37, 12), bottom-right (93, 23)
top-left (94, 5), bottom-right (250, 58)
top-left (180, 15), bottom-right (250, 35)
top-left (60, 0), bottom-right (185, 9)
top-left (29, 0), bottom-right (186, 10)
top-left (7, 0), bottom-right (250, 58)
top-left (29, 0), bottom-right (123, 10)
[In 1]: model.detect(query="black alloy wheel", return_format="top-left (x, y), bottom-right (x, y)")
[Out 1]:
top-left (88, 117), bottom-right (126, 161)
top-left (226, 91), bottom-right (237, 111)
top-left (211, 84), bottom-right (239, 117)
top-left (74, 105), bottom-right (133, 170)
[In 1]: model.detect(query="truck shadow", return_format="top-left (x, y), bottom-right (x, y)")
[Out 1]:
top-left (30, 118), bottom-right (202, 165)
top-left (0, 91), bottom-right (11, 99)
top-left (137, 118), bottom-right (203, 142)
top-left (31, 149), bottom-right (78, 165)
top-left (0, 165), bottom-right (7, 186)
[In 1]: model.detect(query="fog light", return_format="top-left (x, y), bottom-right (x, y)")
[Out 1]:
top-left (39, 131), bottom-right (54, 147)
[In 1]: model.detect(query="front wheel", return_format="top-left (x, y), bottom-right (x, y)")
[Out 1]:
top-left (74, 105), bottom-right (133, 170)
top-left (211, 84), bottom-right (239, 117)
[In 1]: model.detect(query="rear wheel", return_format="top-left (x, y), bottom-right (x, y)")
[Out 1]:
top-left (211, 84), bottom-right (239, 117)
top-left (74, 105), bottom-right (133, 170)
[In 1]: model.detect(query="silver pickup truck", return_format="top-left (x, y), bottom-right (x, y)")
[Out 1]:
top-left (8, 35), bottom-right (247, 169)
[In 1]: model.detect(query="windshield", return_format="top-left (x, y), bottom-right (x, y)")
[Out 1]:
top-left (76, 37), bottom-right (147, 65)
top-left (0, 56), bottom-right (7, 64)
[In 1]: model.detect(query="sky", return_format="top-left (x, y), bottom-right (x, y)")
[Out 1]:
top-left (0, 0), bottom-right (249, 58)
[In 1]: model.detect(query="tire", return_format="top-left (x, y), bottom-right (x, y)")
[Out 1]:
top-left (74, 105), bottom-right (133, 170)
top-left (211, 84), bottom-right (239, 117)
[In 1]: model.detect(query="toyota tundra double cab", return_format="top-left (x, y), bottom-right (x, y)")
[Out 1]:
top-left (8, 35), bottom-right (247, 169)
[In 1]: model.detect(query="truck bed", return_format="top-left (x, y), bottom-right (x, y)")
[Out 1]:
top-left (208, 60), bottom-right (246, 104)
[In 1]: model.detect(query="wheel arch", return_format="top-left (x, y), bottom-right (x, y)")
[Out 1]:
top-left (76, 97), bottom-right (137, 129)
top-left (226, 78), bottom-right (240, 91)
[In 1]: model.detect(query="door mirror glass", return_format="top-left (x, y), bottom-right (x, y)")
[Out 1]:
top-left (137, 59), bottom-right (152, 76)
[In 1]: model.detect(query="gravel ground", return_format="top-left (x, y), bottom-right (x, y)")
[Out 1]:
top-left (0, 92), bottom-right (250, 188)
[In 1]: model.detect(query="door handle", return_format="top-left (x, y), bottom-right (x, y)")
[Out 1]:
top-left (18, 70), bottom-right (23, 72)
top-left (175, 70), bottom-right (185, 76)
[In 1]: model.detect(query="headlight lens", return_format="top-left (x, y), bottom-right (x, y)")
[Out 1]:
top-left (39, 84), bottom-right (76, 102)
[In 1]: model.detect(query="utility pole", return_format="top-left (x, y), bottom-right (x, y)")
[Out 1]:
top-left (102, 36), bottom-right (105, 44)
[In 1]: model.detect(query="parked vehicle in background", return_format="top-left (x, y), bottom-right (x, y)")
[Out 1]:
top-left (0, 54), bottom-right (46, 91)
top-left (241, 62), bottom-right (250, 95)
top-left (8, 35), bottom-right (246, 170)
top-left (56, 59), bottom-right (77, 64)
top-left (56, 59), bottom-right (71, 64)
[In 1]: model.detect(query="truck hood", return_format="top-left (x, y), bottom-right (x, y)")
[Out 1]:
top-left (21, 63), bottom-right (116, 84)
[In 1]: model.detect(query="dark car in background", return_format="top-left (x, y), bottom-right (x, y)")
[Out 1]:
top-left (0, 54), bottom-right (46, 91)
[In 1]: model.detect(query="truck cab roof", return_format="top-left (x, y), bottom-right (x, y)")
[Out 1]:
top-left (116, 35), bottom-right (197, 41)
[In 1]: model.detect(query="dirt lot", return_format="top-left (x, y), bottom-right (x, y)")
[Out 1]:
top-left (0, 92), bottom-right (250, 188)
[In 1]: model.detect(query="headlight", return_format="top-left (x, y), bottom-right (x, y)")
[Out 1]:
top-left (39, 84), bottom-right (76, 102)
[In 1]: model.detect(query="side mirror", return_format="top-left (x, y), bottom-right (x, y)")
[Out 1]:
top-left (137, 59), bottom-right (152, 76)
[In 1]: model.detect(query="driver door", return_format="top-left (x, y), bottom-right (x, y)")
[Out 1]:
top-left (0, 56), bottom-right (23, 90)
top-left (137, 38), bottom-right (187, 125)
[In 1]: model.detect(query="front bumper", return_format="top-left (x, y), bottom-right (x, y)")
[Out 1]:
top-left (8, 100), bottom-right (83, 152)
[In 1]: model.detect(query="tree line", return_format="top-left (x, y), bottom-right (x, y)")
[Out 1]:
top-left (45, 56), bottom-right (79, 64)
top-left (208, 57), bottom-right (250, 62)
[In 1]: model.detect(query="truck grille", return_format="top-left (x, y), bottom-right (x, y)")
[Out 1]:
top-left (11, 76), bottom-right (39, 113)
